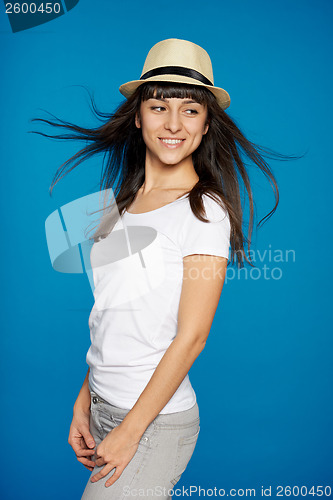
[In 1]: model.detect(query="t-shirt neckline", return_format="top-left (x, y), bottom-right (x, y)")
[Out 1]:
top-left (125, 193), bottom-right (189, 216)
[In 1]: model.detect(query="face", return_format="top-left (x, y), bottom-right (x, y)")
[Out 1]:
top-left (135, 94), bottom-right (209, 167)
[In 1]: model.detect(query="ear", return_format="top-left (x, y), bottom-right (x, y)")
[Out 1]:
top-left (135, 112), bottom-right (141, 129)
top-left (203, 122), bottom-right (209, 135)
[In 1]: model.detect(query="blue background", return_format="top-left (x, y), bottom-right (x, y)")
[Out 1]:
top-left (1, 0), bottom-right (332, 498)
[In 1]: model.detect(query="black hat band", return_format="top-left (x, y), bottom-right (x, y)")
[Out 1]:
top-left (140, 66), bottom-right (213, 86)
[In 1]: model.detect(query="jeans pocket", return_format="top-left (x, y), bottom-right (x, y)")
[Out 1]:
top-left (171, 426), bottom-right (200, 485)
top-left (110, 414), bottom-right (124, 425)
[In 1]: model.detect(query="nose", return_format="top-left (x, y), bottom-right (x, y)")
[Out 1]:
top-left (165, 109), bottom-right (182, 133)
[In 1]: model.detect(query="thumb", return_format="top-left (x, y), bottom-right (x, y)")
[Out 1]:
top-left (82, 429), bottom-right (95, 448)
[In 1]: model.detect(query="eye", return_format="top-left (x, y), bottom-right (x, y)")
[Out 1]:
top-left (150, 106), bottom-right (165, 111)
top-left (184, 109), bottom-right (199, 115)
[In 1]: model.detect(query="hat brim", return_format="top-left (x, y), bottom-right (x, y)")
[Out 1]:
top-left (119, 74), bottom-right (231, 110)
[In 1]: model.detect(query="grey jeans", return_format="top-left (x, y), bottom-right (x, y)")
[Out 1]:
top-left (81, 387), bottom-right (200, 499)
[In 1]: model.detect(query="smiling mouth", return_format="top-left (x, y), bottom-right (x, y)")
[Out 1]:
top-left (158, 138), bottom-right (185, 148)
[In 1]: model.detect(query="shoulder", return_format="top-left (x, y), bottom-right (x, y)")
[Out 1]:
top-left (176, 193), bottom-right (231, 258)
top-left (178, 192), bottom-right (230, 227)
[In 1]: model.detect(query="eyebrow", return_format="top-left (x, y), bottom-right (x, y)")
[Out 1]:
top-left (150, 97), bottom-right (199, 104)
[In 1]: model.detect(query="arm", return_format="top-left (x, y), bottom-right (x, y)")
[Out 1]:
top-left (91, 254), bottom-right (228, 486)
top-left (68, 367), bottom-right (96, 471)
top-left (74, 367), bottom-right (91, 413)
top-left (121, 254), bottom-right (228, 438)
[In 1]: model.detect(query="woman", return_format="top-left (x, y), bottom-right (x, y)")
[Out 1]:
top-left (32, 38), bottom-right (297, 498)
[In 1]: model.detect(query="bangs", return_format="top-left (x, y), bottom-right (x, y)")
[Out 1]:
top-left (139, 81), bottom-right (212, 105)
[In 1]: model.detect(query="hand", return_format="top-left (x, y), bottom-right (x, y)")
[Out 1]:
top-left (91, 424), bottom-right (141, 488)
top-left (68, 408), bottom-right (96, 471)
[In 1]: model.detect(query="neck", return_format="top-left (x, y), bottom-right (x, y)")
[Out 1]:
top-left (141, 152), bottom-right (199, 194)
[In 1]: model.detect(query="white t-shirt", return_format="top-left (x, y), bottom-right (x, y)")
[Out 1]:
top-left (86, 193), bottom-right (231, 414)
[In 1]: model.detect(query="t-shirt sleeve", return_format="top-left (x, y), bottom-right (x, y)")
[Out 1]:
top-left (178, 195), bottom-right (231, 259)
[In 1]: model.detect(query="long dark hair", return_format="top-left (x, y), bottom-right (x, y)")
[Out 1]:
top-left (30, 82), bottom-right (302, 268)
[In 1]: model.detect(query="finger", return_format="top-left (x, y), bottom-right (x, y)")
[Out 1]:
top-left (70, 430), bottom-right (95, 452)
top-left (74, 424), bottom-right (96, 448)
top-left (105, 467), bottom-right (124, 487)
top-left (94, 456), bottom-right (107, 467)
top-left (81, 429), bottom-right (96, 449)
top-left (75, 448), bottom-right (96, 458)
top-left (77, 456), bottom-right (96, 468)
top-left (71, 436), bottom-right (95, 453)
top-left (91, 463), bottom-right (116, 483)
top-left (76, 457), bottom-right (96, 467)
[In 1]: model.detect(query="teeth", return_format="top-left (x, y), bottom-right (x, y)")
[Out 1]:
top-left (161, 139), bottom-right (183, 144)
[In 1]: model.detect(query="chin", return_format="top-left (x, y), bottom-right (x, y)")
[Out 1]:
top-left (160, 157), bottom-right (184, 167)
top-left (159, 152), bottom-right (185, 162)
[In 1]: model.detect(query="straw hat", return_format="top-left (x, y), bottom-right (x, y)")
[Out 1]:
top-left (119, 38), bottom-right (231, 110)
